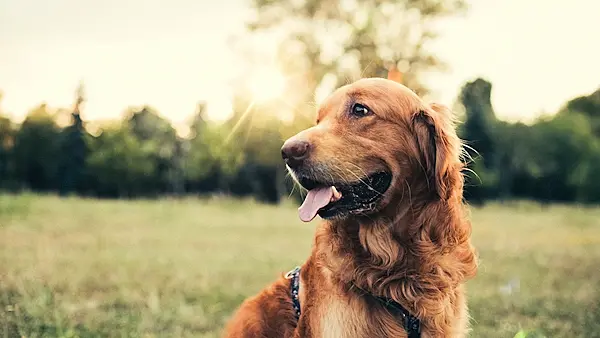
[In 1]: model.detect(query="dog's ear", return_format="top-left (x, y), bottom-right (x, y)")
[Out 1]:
top-left (412, 103), bottom-right (461, 199)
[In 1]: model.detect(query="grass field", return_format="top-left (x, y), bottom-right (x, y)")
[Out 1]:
top-left (1, 194), bottom-right (600, 338)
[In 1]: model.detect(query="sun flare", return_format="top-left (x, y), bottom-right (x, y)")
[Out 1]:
top-left (248, 67), bottom-right (286, 103)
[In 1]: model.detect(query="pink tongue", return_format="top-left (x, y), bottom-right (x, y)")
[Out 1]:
top-left (298, 187), bottom-right (334, 222)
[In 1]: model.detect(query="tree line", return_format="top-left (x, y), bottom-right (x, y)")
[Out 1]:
top-left (1, 0), bottom-right (599, 205)
top-left (0, 92), bottom-right (287, 204)
top-left (459, 79), bottom-right (600, 204)
top-left (0, 79), bottom-right (598, 205)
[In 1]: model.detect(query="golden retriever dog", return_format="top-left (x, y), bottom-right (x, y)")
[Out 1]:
top-left (223, 73), bottom-right (478, 337)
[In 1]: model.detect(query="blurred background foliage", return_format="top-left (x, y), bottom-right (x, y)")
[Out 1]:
top-left (0, 0), bottom-right (599, 207)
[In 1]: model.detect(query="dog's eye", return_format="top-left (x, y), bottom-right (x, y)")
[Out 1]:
top-left (350, 103), bottom-right (370, 117)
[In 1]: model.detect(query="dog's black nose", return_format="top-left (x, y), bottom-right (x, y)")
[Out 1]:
top-left (281, 139), bottom-right (310, 167)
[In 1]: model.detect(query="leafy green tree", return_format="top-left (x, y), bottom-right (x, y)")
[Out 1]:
top-left (126, 106), bottom-right (176, 144)
top-left (555, 87), bottom-right (600, 202)
top-left (458, 78), bottom-right (499, 202)
top-left (85, 123), bottom-right (156, 197)
top-left (559, 87), bottom-right (600, 136)
top-left (0, 115), bottom-right (12, 186)
top-left (169, 138), bottom-right (187, 196)
top-left (570, 139), bottom-right (600, 203)
top-left (526, 112), bottom-right (598, 202)
top-left (0, 92), bottom-right (15, 189)
top-left (243, 0), bottom-right (467, 111)
top-left (185, 102), bottom-right (245, 193)
top-left (222, 97), bottom-right (289, 203)
top-left (124, 106), bottom-right (179, 194)
top-left (459, 78), bottom-right (497, 161)
top-left (493, 121), bottom-right (536, 200)
top-left (13, 104), bottom-right (62, 191)
top-left (58, 84), bottom-right (89, 196)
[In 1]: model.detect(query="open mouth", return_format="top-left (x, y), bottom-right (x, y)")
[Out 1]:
top-left (296, 171), bottom-right (392, 222)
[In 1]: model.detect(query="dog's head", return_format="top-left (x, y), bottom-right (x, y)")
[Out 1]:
top-left (282, 77), bottom-right (463, 222)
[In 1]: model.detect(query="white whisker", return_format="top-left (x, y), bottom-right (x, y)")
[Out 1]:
top-left (462, 168), bottom-right (482, 184)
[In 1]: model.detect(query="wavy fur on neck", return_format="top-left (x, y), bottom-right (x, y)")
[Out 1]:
top-left (316, 196), bottom-right (477, 333)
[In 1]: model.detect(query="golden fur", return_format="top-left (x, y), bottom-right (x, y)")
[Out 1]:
top-left (223, 75), bottom-right (478, 337)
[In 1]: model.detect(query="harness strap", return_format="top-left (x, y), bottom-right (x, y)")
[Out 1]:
top-left (373, 295), bottom-right (421, 338)
top-left (285, 266), bottom-right (301, 319)
top-left (284, 266), bottom-right (421, 338)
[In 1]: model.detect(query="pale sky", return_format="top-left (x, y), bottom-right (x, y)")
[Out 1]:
top-left (1, 0), bottom-right (599, 126)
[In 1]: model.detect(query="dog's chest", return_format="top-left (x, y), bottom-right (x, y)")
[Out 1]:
top-left (315, 295), bottom-right (409, 338)
top-left (318, 296), bottom-right (367, 338)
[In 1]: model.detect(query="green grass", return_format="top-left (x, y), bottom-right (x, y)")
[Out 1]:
top-left (1, 195), bottom-right (599, 337)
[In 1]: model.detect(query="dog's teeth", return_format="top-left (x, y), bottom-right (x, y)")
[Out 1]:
top-left (331, 186), bottom-right (342, 201)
